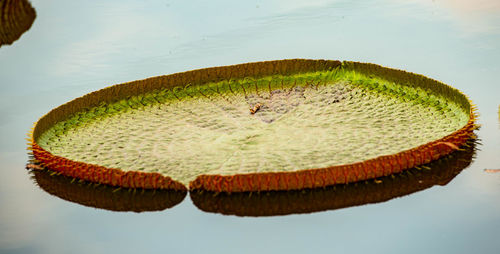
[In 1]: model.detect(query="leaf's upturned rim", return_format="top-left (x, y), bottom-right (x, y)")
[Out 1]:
top-left (28, 59), bottom-right (478, 192)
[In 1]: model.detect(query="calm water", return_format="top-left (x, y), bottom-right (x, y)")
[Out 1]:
top-left (1, 0), bottom-right (500, 253)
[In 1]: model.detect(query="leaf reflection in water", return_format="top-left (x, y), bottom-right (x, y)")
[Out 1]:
top-left (29, 168), bottom-right (187, 213)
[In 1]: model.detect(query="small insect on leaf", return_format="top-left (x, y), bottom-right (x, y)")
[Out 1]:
top-left (250, 103), bottom-right (262, 114)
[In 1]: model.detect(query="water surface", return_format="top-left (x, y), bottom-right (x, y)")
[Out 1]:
top-left (1, 0), bottom-right (500, 253)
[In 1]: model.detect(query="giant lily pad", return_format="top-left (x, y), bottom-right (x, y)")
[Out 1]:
top-left (29, 59), bottom-right (477, 192)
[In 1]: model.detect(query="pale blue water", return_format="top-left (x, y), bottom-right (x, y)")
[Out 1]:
top-left (1, 0), bottom-right (500, 253)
